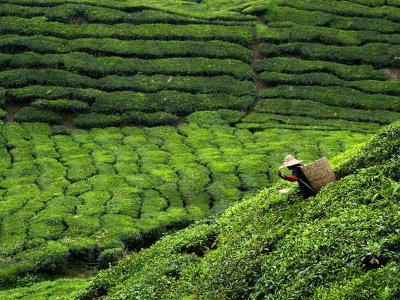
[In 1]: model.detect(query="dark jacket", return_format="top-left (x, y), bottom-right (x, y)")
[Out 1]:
top-left (284, 164), bottom-right (316, 198)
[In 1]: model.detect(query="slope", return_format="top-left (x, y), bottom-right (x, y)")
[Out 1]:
top-left (74, 120), bottom-right (400, 299)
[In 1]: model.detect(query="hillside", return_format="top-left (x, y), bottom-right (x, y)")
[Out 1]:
top-left (0, 0), bottom-right (400, 297)
top-left (4, 119), bottom-right (396, 299)
top-left (72, 120), bottom-right (400, 299)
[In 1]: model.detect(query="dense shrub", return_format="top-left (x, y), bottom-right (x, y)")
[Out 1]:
top-left (259, 42), bottom-right (400, 67)
top-left (0, 35), bottom-right (252, 62)
top-left (0, 16), bottom-right (254, 47)
top-left (261, 85), bottom-right (400, 112)
top-left (240, 112), bottom-right (380, 133)
top-left (254, 57), bottom-right (388, 81)
top-left (32, 99), bottom-right (89, 111)
top-left (257, 23), bottom-right (400, 46)
top-left (264, 6), bottom-right (400, 33)
top-left (255, 99), bottom-right (400, 125)
top-left (14, 107), bottom-right (63, 124)
top-left (91, 91), bottom-right (254, 114)
top-left (73, 111), bottom-right (179, 128)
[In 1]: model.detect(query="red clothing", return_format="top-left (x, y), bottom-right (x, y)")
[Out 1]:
top-left (284, 175), bottom-right (297, 182)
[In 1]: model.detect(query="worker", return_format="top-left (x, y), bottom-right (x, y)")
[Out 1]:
top-left (277, 155), bottom-right (316, 198)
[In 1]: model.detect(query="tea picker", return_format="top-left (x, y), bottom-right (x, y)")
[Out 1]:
top-left (278, 155), bottom-right (336, 198)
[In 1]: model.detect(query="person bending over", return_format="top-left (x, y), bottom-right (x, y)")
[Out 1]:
top-left (278, 155), bottom-right (316, 198)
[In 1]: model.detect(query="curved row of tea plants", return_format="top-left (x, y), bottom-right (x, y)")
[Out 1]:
top-left (241, 0), bottom-right (400, 133)
top-left (0, 2), bottom-right (256, 128)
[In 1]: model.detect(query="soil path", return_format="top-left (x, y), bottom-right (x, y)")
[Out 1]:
top-left (385, 68), bottom-right (400, 80)
top-left (247, 16), bottom-right (268, 115)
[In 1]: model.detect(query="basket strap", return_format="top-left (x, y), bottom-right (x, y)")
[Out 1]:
top-left (297, 178), bottom-right (316, 194)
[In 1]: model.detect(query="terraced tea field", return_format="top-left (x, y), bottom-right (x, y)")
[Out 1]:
top-left (0, 0), bottom-right (399, 291)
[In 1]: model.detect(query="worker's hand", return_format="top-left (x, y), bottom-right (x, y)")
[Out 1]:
top-left (277, 170), bottom-right (285, 179)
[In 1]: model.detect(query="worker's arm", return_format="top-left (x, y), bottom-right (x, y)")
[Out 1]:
top-left (284, 175), bottom-right (298, 182)
top-left (278, 170), bottom-right (298, 182)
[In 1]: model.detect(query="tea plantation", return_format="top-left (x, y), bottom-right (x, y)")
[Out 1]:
top-left (0, 0), bottom-right (399, 298)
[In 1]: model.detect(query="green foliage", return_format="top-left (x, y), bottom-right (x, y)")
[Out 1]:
top-left (261, 86), bottom-right (400, 112)
top-left (0, 16), bottom-right (254, 46)
top-left (255, 99), bottom-right (399, 125)
top-left (77, 121), bottom-right (400, 300)
top-left (259, 42), bottom-right (400, 67)
top-left (254, 57), bottom-right (388, 81)
top-left (14, 107), bottom-right (63, 124)
top-left (0, 35), bottom-right (252, 62)
top-left (32, 99), bottom-right (89, 111)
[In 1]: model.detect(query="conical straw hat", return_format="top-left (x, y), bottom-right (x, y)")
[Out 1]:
top-left (279, 155), bottom-right (302, 169)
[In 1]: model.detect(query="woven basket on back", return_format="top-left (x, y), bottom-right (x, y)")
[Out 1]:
top-left (301, 157), bottom-right (336, 192)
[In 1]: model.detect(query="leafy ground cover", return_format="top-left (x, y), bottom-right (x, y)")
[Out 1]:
top-left (70, 118), bottom-right (400, 300)
top-left (0, 117), bottom-right (368, 286)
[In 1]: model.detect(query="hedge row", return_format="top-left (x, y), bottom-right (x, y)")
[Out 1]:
top-left (0, 52), bottom-right (253, 79)
top-left (0, 35), bottom-right (251, 62)
top-left (32, 99), bottom-right (90, 111)
top-left (257, 23), bottom-right (400, 46)
top-left (258, 71), bottom-right (400, 97)
top-left (239, 112), bottom-right (380, 133)
top-left (5, 86), bottom-right (254, 115)
top-left (0, 16), bottom-right (254, 47)
top-left (6, 85), bottom-right (102, 103)
top-left (258, 71), bottom-right (344, 87)
top-left (254, 99), bottom-right (400, 125)
top-left (264, 6), bottom-right (400, 34)
top-left (0, 3), bottom-right (250, 26)
top-left (14, 106), bottom-right (63, 124)
top-left (254, 57), bottom-right (388, 81)
top-left (91, 91), bottom-right (254, 114)
top-left (259, 42), bottom-right (400, 67)
top-left (261, 85), bottom-right (400, 112)
top-left (0, 67), bottom-right (255, 95)
top-left (279, 0), bottom-right (400, 21)
top-left (0, 0), bottom-right (255, 21)
top-left (74, 112), bottom-right (179, 128)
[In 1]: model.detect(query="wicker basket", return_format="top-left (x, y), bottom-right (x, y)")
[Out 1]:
top-left (301, 157), bottom-right (336, 192)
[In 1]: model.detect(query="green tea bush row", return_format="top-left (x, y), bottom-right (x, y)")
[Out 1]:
top-left (257, 23), bottom-right (400, 46)
top-left (6, 85), bottom-right (100, 103)
top-left (254, 57), bottom-right (388, 81)
top-left (0, 16), bottom-right (254, 47)
top-left (31, 99), bottom-right (90, 111)
top-left (0, 51), bottom-right (252, 78)
top-left (0, 35), bottom-right (251, 62)
top-left (259, 42), bottom-right (400, 67)
top-left (74, 111), bottom-right (179, 128)
top-left (258, 71), bottom-right (400, 97)
top-left (347, 80), bottom-right (400, 96)
top-left (0, 0), bottom-right (255, 22)
top-left (278, 0), bottom-right (400, 21)
top-left (14, 107), bottom-right (63, 124)
top-left (264, 6), bottom-right (400, 33)
top-left (258, 71), bottom-right (344, 87)
top-left (0, 3), bottom-right (245, 26)
top-left (255, 99), bottom-right (400, 124)
top-left (0, 0), bottom-right (145, 10)
top-left (239, 112), bottom-right (380, 133)
top-left (0, 66), bottom-right (255, 94)
top-left (261, 85), bottom-right (400, 112)
top-left (91, 91), bottom-right (254, 114)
